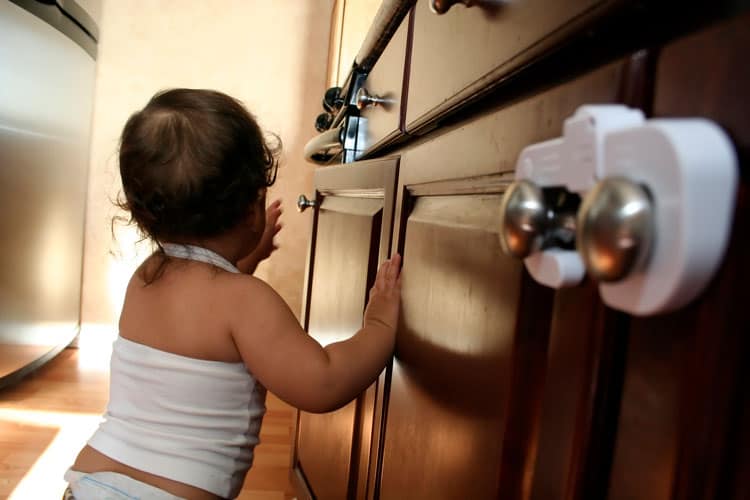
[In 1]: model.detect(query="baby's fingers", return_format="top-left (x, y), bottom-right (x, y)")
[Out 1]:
top-left (266, 199), bottom-right (282, 218)
top-left (267, 199), bottom-right (282, 210)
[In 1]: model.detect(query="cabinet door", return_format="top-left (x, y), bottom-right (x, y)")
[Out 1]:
top-left (525, 53), bottom-right (654, 500)
top-left (377, 59), bottom-right (635, 500)
top-left (405, 0), bottom-right (609, 133)
top-left (291, 159), bottom-right (398, 500)
top-left (604, 14), bottom-right (750, 500)
top-left (380, 191), bottom-right (529, 500)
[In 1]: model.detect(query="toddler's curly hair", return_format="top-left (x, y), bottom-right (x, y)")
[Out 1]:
top-left (117, 88), bottom-right (280, 244)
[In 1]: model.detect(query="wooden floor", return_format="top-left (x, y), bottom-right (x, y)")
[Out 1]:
top-left (0, 338), bottom-right (296, 499)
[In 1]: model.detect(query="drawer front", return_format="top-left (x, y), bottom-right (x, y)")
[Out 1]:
top-left (358, 14), bottom-right (411, 156)
top-left (405, 0), bottom-right (608, 133)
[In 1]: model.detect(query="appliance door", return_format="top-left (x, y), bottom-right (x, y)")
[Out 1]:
top-left (0, 0), bottom-right (97, 387)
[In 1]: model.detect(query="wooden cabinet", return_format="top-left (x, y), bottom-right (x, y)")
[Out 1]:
top-left (377, 58), bottom-right (633, 500)
top-left (358, 15), bottom-right (410, 155)
top-left (291, 159), bottom-right (398, 500)
top-left (405, 0), bottom-right (613, 133)
top-left (380, 193), bottom-right (521, 500)
top-left (605, 15), bottom-right (750, 500)
top-left (293, 5), bottom-right (749, 500)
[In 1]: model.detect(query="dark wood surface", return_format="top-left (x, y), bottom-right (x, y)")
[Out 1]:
top-left (291, 158), bottom-right (398, 500)
top-left (525, 49), bottom-right (653, 500)
top-left (373, 58), bottom-right (633, 500)
top-left (528, 283), bottom-right (629, 500)
top-left (405, 0), bottom-right (614, 133)
top-left (296, 198), bottom-right (381, 500)
top-left (379, 192), bottom-right (523, 499)
top-left (294, 9), bottom-right (750, 500)
top-left (606, 13), bottom-right (750, 500)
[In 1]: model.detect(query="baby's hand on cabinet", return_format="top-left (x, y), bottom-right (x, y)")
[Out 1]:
top-left (363, 254), bottom-right (402, 333)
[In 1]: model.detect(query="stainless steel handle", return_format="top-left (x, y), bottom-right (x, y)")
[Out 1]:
top-left (297, 194), bottom-right (318, 212)
top-left (499, 180), bottom-right (579, 259)
top-left (577, 177), bottom-right (654, 282)
top-left (498, 180), bottom-right (546, 258)
top-left (429, 0), bottom-right (477, 15)
top-left (356, 88), bottom-right (388, 110)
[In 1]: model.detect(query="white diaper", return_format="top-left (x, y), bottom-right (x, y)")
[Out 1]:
top-left (63, 469), bottom-right (185, 499)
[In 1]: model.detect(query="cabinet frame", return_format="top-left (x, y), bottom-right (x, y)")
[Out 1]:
top-left (291, 158), bottom-right (399, 500)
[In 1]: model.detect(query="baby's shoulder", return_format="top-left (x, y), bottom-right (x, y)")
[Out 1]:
top-left (218, 272), bottom-right (285, 308)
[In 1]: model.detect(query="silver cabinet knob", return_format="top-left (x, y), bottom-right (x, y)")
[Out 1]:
top-left (297, 194), bottom-right (317, 212)
top-left (498, 180), bottom-right (547, 258)
top-left (577, 177), bottom-right (654, 282)
top-left (429, 0), bottom-right (477, 15)
top-left (356, 88), bottom-right (388, 110)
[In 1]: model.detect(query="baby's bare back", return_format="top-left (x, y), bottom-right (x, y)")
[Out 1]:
top-left (118, 256), bottom-right (247, 362)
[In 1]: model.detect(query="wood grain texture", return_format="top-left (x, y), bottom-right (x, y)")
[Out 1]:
top-left (390, 58), bottom-right (627, 250)
top-left (527, 49), bottom-right (652, 500)
top-left (405, 0), bottom-right (613, 132)
top-left (379, 193), bottom-right (524, 499)
top-left (296, 197), bottom-right (381, 500)
top-left (372, 57), bottom-right (630, 500)
top-left (498, 269), bottom-right (554, 500)
top-left (292, 158), bottom-right (399, 500)
top-left (607, 13), bottom-right (750, 500)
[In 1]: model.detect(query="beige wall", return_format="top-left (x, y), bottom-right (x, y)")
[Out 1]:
top-left (81, 0), bottom-right (333, 329)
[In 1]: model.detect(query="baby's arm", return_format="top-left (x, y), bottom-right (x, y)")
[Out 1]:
top-left (229, 255), bottom-right (401, 413)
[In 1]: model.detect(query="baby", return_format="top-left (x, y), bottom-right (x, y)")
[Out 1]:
top-left (65, 88), bottom-right (401, 499)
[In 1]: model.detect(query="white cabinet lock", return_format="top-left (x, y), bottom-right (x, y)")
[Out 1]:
top-left (499, 105), bottom-right (738, 316)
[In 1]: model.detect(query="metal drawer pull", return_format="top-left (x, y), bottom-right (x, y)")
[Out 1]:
top-left (429, 0), bottom-right (477, 15)
top-left (577, 177), bottom-right (654, 282)
top-left (498, 180), bottom-right (546, 258)
top-left (498, 105), bottom-right (738, 316)
top-left (356, 88), bottom-right (389, 110)
top-left (297, 194), bottom-right (317, 212)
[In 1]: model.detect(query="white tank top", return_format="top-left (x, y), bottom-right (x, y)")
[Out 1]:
top-left (87, 244), bottom-right (266, 499)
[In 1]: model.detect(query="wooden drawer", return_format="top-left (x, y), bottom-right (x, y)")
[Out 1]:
top-left (405, 0), bottom-right (614, 133)
top-left (358, 13), bottom-right (411, 156)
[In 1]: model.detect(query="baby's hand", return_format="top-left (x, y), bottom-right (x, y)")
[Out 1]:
top-left (363, 254), bottom-right (402, 332)
top-left (255, 199), bottom-right (282, 261)
top-left (237, 199), bottom-right (282, 274)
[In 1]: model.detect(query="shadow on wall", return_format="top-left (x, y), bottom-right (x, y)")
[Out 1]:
top-left (258, 0), bottom-right (336, 320)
